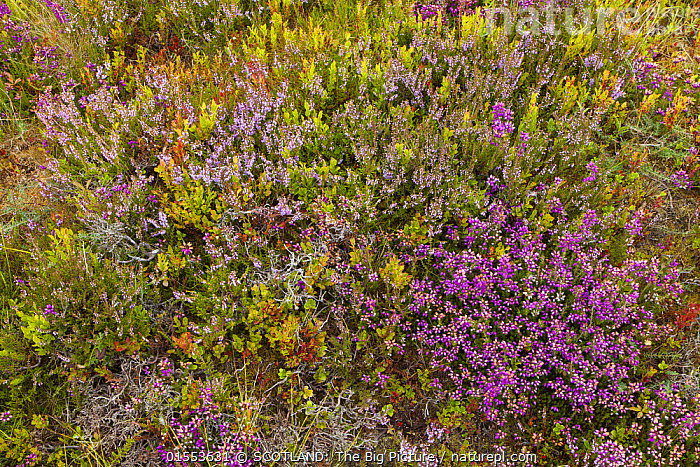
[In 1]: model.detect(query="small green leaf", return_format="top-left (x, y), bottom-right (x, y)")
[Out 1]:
top-left (315, 367), bottom-right (327, 383)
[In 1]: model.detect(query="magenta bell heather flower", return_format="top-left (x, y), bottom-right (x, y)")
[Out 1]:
top-left (491, 102), bottom-right (515, 145)
top-left (43, 0), bottom-right (67, 23)
top-left (414, 2), bottom-right (441, 21)
top-left (671, 169), bottom-right (692, 189)
top-left (582, 160), bottom-right (599, 183)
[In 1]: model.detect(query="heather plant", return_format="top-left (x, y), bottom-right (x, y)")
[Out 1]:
top-left (17, 229), bottom-right (154, 364)
top-left (160, 0), bottom-right (247, 56)
top-left (333, 184), bottom-right (700, 464)
top-left (0, 2), bottom-right (41, 121)
top-left (0, 0), bottom-right (78, 130)
top-left (154, 375), bottom-right (260, 467)
top-left (410, 201), bottom-right (698, 464)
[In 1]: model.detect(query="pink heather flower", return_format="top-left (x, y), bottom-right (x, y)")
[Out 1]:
top-left (671, 170), bottom-right (692, 189)
top-left (276, 197), bottom-right (292, 216)
top-left (376, 372), bottom-right (390, 388)
top-left (414, 2), bottom-right (440, 21)
top-left (44, 0), bottom-right (67, 23)
top-left (491, 102), bottom-right (515, 145)
top-left (582, 160), bottom-right (599, 183)
top-left (160, 359), bottom-right (173, 378)
top-left (0, 411), bottom-right (11, 422)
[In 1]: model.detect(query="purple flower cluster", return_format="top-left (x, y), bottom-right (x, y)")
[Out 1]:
top-left (491, 102), bottom-right (515, 146)
top-left (43, 0), bottom-right (67, 24)
top-left (414, 0), bottom-right (477, 21)
top-left (633, 47), bottom-right (700, 123)
top-left (29, 45), bottom-right (65, 83)
top-left (0, 3), bottom-right (36, 57)
top-left (582, 160), bottom-right (599, 183)
top-left (413, 2), bottom-right (441, 21)
top-left (447, 0), bottom-right (477, 16)
top-left (393, 192), bottom-right (697, 459)
top-left (160, 358), bottom-right (173, 378)
top-left (671, 169), bottom-right (693, 190)
top-left (156, 383), bottom-right (258, 467)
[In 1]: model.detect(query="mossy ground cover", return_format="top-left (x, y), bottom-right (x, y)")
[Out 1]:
top-left (1, 0), bottom-right (700, 465)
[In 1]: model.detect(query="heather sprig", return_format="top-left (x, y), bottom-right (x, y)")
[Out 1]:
top-left (157, 382), bottom-right (260, 467)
